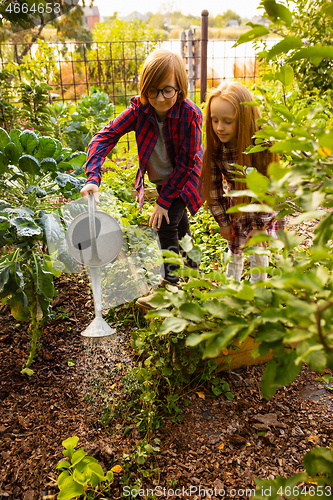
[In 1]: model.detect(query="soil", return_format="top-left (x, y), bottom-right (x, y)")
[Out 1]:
top-left (1, 216), bottom-right (333, 500)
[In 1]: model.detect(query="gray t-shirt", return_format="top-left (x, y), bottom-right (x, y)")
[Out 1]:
top-left (146, 115), bottom-right (173, 186)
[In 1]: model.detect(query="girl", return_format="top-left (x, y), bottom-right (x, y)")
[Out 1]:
top-left (80, 49), bottom-right (203, 307)
top-left (201, 81), bottom-right (285, 282)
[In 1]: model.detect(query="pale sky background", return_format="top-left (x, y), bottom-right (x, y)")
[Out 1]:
top-left (94, 0), bottom-right (264, 20)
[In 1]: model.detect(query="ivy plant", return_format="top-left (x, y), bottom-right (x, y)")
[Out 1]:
top-left (0, 127), bottom-right (86, 374)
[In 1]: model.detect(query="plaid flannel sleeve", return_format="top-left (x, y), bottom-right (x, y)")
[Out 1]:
top-left (85, 104), bottom-right (137, 186)
top-left (210, 161), bottom-right (231, 227)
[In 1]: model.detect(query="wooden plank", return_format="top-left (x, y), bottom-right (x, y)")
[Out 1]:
top-left (215, 336), bottom-right (273, 371)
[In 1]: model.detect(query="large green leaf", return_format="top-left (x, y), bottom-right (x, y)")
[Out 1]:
top-left (35, 136), bottom-right (56, 160)
top-left (202, 324), bottom-right (241, 358)
top-left (52, 139), bottom-right (62, 159)
top-left (0, 216), bottom-right (10, 231)
top-left (303, 447), bottom-right (333, 477)
top-left (18, 155), bottom-right (40, 176)
top-left (4, 142), bottom-right (20, 164)
top-left (40, 157), bottom-right (58, 172)
top-left (58, 474), bottom-right (84, 500)
top-left (159, 317), bottom-right (189, 335)
top-left (35, 258), bottom-right (56, 301)
top-left (233, 25), bottom-right (270, 47)
top-left (10, 216), bottom-right (42, 238)
top-left (55, 173), bottom-right (82, 190)
top-left (19, 130), bottom-right (39, 154)
top-left (62, 436), bottom-right (79, 457)
top-left (9, 129), bottom-right (23, 153)
top-left (270, 139), bottom-right (314, 153)
top-left (179, 302), bottom-right (205, 322)
top-left (266, 36), bottom-right (303, 61)
top-left (263, 0), bottom-right (292, 25)
top-left (65, 152), bottom-right (87, 168)
top-left (0, 264), bottom-right (11, 293)
top-left (288, 46), bottom-right (333, 66)
top-left (246, 169), bottom-right (270, 197)
top-left (0, 128), bottom-right (10, 152)
top-left (202, 299), bottom-right (228, 319)
top-left (275, 64), bottom-right (294, 87)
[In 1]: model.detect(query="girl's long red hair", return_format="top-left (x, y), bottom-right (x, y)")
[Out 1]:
top-left (201, 81), bottom-right (279, 206)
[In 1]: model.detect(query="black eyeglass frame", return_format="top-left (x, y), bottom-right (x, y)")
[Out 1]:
top-left (147, 86), bottom-right (180, 99)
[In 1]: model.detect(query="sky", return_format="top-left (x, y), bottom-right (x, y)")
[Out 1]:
top-left (93, 0), bottom-right (264, 20)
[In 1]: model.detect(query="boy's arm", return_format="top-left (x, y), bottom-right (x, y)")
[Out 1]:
top-left (85, 101), bottom-right (138, 186)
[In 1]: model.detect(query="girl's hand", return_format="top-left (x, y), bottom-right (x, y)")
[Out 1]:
top-left (246, 228), bottom-right (268, 246)
top-left (80, 183), bottom-right (99, 203)
top-left (219, 225), bottom-right (234, 241)
top-left (149, 203), bottom-right (170, 229)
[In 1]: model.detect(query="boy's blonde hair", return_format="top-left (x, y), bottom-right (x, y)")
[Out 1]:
top-left (201, 81), bottom-right (279, 205)
top-left (140, 49), bottom-right (188, 105)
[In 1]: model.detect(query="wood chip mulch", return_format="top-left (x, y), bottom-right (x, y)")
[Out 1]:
top-left (0, 216), bottom-right (332, 499)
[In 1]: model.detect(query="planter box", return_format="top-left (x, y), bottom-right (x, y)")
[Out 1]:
top-left (215, 335), bottom-right (273, 371)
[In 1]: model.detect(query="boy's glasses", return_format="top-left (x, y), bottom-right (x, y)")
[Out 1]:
top-left (147, 86), bottom-right (179, 99)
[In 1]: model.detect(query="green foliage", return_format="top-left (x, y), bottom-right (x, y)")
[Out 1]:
top-left (57, 87), bottom-right (115, 152)
top-left (253, 443), bottom-right (333, 499)
top-left (19, 80), bottom-right (53, 134)
top-left (0, 127), bottom-right (86, 372)
top-left (236, 0), bottom-right (333, 94)
top-left (108, 296), bottom-right (233, 436)
top-left (0, 69), bottom-right (18, 131)
top-left (91, 19), bottom-right (158, 105)
top-left (56, 436), bottom-right (114, 499)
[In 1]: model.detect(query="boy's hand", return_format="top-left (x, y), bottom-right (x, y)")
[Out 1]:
top-left (80, 183), bottom-right (99, 203)
top-left (149, 203), bottom-right (170, 229)
top-left (219, 225), bottom-right (234, 241)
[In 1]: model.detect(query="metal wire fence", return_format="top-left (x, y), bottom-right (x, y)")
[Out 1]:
top-left (0, 36), bottom-right (271, 106)
top-left (0, 35), bottom-right (274, 149)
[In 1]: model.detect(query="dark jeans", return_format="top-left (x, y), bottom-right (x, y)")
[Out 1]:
top-left (156, 186), bottom-right (198, 283)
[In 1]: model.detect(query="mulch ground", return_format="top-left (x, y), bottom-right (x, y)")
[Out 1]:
top-left (1, 216), bottom-right (333, 500)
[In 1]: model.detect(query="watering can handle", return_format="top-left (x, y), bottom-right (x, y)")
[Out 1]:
top-left (88, 192), bottom-right (102, 266)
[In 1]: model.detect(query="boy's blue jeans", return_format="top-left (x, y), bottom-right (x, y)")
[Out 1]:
top-left (156, 186), bottom-right (198, 283)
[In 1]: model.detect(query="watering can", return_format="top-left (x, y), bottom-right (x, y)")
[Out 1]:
top-left (65, 193), bottom-right (123, 338)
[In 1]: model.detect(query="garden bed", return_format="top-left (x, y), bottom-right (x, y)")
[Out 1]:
top-left (0, 216), bottom-right (332, 499)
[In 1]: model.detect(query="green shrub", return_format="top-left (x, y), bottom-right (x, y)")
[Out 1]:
top-left (0, 127), bottom-right (86, 373)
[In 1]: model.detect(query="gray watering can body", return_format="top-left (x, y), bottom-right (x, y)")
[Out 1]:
top-left (65, 193), bottom-right (123, 338)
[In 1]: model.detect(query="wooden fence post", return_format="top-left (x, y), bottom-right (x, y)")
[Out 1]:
top-left (200, 9), bottom-right (209, 103)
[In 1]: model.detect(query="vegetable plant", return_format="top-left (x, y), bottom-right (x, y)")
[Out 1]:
top-left (60, 86), bottom-right (115, 152)
top-left (0, 126), bottom-right (86, 374)
top-left (56, 436), bottom-right (114, 500)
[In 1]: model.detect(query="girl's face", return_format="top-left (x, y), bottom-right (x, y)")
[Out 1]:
top-left (147, 71), bottom-right (178, 121)
top-left (210, 96), bottom-right (238, 148)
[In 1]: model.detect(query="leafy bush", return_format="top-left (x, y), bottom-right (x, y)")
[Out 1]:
top-left (0, 127), bottom-right (86, 373)
top-left (19, 80), bottom-right (53, 134)
top-left (0, 69), bottom-right (18, 131)
top-left (51, 87), bottom-right (115, 153)
top-left (236, 0), bottom-right (333, 94)
top-left (90, 19), bottom-right (158, 105)
top-left (56, 436), bottom-right (114, 500)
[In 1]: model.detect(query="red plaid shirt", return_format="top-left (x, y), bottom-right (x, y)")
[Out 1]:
top-left (85, 96), bottom-right (203, 215)
top-left (210, 144), bottom-right (286, 254)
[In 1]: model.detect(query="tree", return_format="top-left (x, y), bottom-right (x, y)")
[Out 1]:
top-left (210, 10), bottom-right (242, 27)
top-left (236, 0), bottom-right (333, 94)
